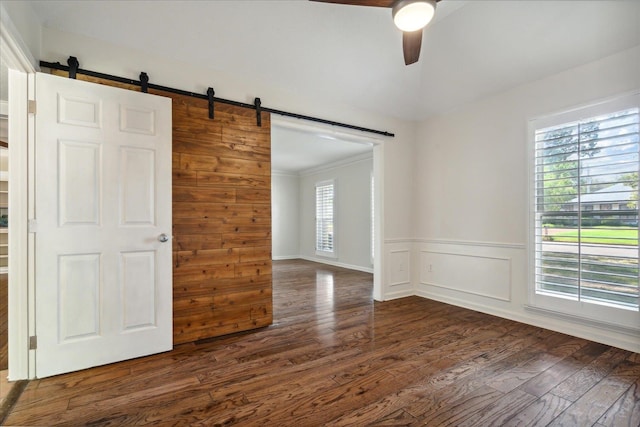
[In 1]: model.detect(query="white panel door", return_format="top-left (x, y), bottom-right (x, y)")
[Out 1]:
top-left (34, 72), bottom-right (172, 378)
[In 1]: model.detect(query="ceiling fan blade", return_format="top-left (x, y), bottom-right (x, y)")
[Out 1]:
top-left (309, 0), bottom-right (395, 7)
top-left (402, 29), bottom-right (422, 65)
top-left (312, 0), bottom-right (438, 65)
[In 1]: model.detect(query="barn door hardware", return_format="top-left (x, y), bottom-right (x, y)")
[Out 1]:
top-left (140, 72), bottom-right (149, 93)
top-left (41, 56), bottom-right (395, 137)
top-left (254, 97), bottom-right (262, 127)
top-left (67, 56), bottom-right (79, 79)
top-left (207, 87), bottom-right (215, 119)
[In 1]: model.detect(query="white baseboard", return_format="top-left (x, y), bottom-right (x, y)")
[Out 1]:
top-left (383, 289), bottom-right (414, 301)
top-left (415, 289), bottom-right (640, 354)
top-left (272, 255), bottom-right (300, 261)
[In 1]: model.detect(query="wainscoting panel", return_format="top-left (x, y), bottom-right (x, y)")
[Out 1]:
top-left (384, 241), bottom-right (413, 300)
top-left (412, 239), bottom-right (639, 353)
top-left (419, 250), bottom-right (511, 302)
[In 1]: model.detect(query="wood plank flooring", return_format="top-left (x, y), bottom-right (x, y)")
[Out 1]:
top-left (3, 259), bottom-right (639, 426)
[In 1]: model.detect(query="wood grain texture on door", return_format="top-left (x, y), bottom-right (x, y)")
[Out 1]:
top-left (169, 93), bottom-right (272, 344)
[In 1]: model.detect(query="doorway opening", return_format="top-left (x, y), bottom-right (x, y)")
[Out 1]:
top-left (270, 116), bottom-right (385, 301)
top-left (1, 4), bottom-right (38, 381)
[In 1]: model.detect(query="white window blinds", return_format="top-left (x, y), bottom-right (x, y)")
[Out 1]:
top-left (534, 106), bottom-right (639, 310)
top-left (316, 182), bottom-right (334, 254)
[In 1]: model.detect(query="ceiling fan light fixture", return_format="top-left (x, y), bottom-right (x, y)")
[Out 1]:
top-left (392, 0), bottom-right (436, 32)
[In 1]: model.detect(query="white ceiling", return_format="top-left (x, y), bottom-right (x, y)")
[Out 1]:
top-left (22, 0), bottom-right (640, 171)
top-left (271, 125), bottom-right (373, 173)
top-left (28, 1), bottom-right (640, 121)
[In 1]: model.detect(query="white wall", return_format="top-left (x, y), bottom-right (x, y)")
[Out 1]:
top-left (412, 45), bottom-right (640, 353)
top-left (271, 172), bottom-right (299, 260)
top-left (298, 155), bottom-right (373, 272)
top-left (1, 1), bottom-right (41, 68)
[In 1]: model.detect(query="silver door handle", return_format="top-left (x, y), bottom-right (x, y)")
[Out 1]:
top-left (158, 233), bottom-right (169, 243)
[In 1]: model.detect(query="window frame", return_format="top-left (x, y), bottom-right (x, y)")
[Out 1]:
top-left (528, 92), bottom-right (640, 331)
top-left (315, 179), bottom-right (337, 258)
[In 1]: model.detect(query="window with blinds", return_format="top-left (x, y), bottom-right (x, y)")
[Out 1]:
top-left (316, 181), bottom-right (335, 256)
top-left (533, 104), bottom-right (639, 312)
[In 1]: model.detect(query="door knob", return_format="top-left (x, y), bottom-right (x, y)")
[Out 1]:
top-left (158, 233), bottom-right (169, 243)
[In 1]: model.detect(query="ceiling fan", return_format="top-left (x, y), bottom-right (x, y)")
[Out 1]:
top-left (310, 0), bottom-right (440, 65)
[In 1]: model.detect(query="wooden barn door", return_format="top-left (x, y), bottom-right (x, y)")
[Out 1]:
top-left (169, 95), bottom-right (272, 343)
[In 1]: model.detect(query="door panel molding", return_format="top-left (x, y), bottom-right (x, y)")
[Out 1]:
top-left (34, 72), bottom-right (172, 378)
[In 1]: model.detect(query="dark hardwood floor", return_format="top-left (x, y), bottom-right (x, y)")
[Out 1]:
top-left (2, 259), bottom-right (639, 426)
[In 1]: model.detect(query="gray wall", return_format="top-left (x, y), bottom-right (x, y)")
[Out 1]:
top-left (271, 172), bottom-right (299, 259)
top-left (272, 155), bottom-right (373, 272)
